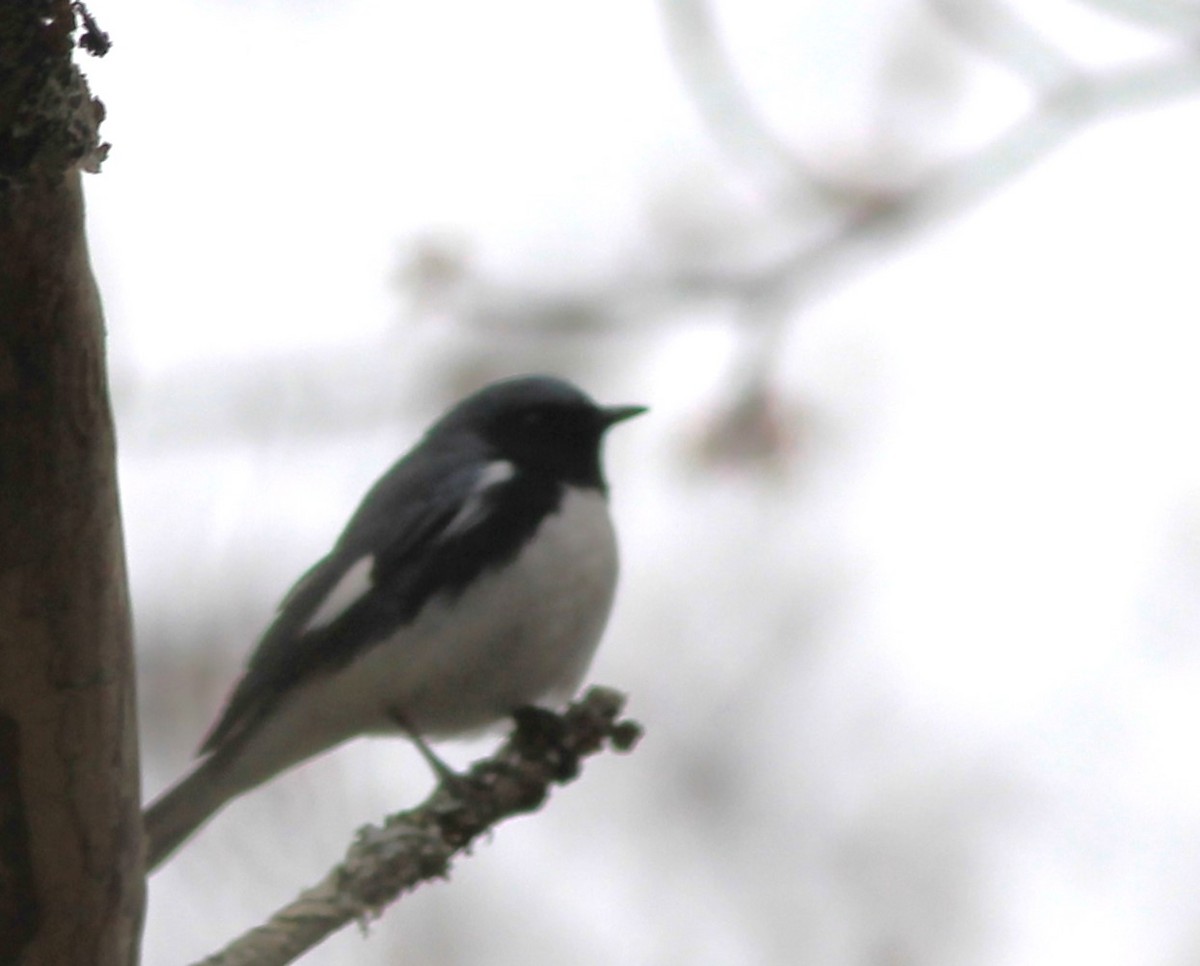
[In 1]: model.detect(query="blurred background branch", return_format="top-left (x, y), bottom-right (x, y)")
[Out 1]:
top-left (657, 0), bottom-right (1200, 464)
top-left (113, 0), bottom-right (1200, 472)
top-left (1081, 0), bottom-right (1200, 33)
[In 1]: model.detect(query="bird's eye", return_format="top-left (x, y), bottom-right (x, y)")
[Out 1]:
top-left (521, 410), bottom-right (545, 428)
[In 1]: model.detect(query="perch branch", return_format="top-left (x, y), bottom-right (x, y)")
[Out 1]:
top-left (192, 687), bottom-right (642, 966)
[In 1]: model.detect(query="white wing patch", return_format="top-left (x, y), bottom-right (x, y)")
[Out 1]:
top-left (439, 460), bottom-right (516, 541)
top-left (304, 556), bottom-right (375, 632)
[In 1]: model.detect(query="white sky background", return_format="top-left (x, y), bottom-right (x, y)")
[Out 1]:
top-left (81, 1), bottom-right (1200, 964)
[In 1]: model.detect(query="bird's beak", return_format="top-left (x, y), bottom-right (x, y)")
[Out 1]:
top-left (600, 404), bottom-right (648, 428)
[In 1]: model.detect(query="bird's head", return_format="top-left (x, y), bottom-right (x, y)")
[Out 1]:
top-left (430, 376), bottom-right (646, 489)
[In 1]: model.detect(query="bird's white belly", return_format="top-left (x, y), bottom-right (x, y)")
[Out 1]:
top-left (226, 487), bottom-right (618, 788)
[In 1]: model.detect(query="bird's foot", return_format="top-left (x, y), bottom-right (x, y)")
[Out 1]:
top-left (389, 707), bottom-right (473, 796)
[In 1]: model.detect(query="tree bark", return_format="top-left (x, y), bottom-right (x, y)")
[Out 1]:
top-left (0, 4), bottom-right (143, 964)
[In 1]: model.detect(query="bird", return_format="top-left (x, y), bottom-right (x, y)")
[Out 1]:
top-left (143, 375), bottom-right (645, 872)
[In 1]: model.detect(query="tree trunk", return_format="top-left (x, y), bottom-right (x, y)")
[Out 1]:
top-left (0, 4), bottom-right (144, 964)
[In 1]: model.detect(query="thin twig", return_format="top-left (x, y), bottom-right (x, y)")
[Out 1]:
top-left (1080, 0), bottom-right (1200, 35)
top-left (928, 0), bottom-right (1077, 91)
top-left (738, 48), bottom-right (1200, 332)
top-left (656, 0), bottom-right (856, 207)
top-left (192, 688), bottom-right (642, 966)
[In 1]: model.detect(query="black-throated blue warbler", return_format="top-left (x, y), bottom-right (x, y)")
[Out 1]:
top-left (144, 375), bottom-right (645, 871)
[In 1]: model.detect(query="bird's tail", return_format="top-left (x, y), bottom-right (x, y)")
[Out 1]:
top-left (143, 753), bottom-right (236, 873)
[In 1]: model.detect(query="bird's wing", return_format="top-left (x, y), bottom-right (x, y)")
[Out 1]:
top-left (199, 445), bottom-right (499, 754)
